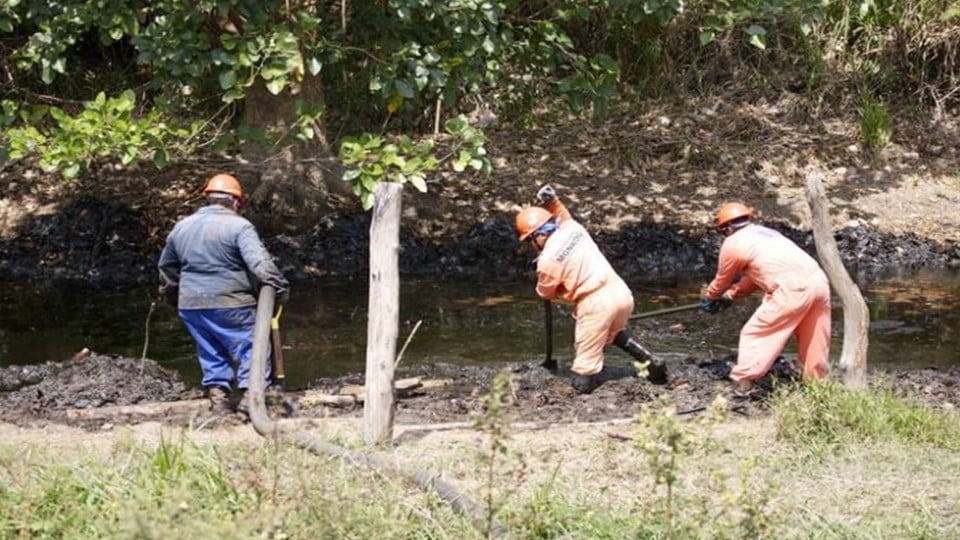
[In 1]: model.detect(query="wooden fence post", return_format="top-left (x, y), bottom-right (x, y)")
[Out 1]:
top-left (364, 181), bottom-right (403, 444)
top-left (805, 172), bottom-right (869, 387)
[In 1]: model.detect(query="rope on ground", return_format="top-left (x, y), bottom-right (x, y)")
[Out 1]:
top-left (245, 287), bottom-right (507, 538)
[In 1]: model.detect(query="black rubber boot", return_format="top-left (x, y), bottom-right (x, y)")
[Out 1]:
top-left (613, 330), bottom-right (668, 384)
top-left (571, 372), bottom-right (601, 394)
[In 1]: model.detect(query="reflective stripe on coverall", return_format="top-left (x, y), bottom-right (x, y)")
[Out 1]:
top-left (706, 224), bottom-right (830, 382)
top-left (536, 200), bottom-right (634, 376)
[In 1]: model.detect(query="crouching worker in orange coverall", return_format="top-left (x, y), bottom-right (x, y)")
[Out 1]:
top-left (516, 185), bottom-right (667, 394)
top-left (700, 202), bottom-right (831, 393)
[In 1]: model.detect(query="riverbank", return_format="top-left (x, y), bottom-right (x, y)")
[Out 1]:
top-left (1, 96), bottom-right (959, 287)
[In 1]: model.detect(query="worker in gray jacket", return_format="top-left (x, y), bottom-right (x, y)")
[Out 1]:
top-left (158, 173), bottom-right (289, 414)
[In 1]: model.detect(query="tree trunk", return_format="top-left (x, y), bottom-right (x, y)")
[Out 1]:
top-left (241, 74), bottom-right (355, 234)
top-left (805, 172), bottom-right (869, 387)
top-left (364, 182), bottom-right (403, 445)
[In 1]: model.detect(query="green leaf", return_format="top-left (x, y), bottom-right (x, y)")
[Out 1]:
top-left (593, 53), bottom-right (618, 74)
top-left (748, 34), bottom-right (766, 50)
top-left (48, 107), bottom-right (68, 123)
top-left (219, 70), bottom-right (237, 90)
top-left (266, 77), bottom-right (287, 95)
top-left (343, 168), bottom-right (362, 181)
top-left (408, 175), bottom-right (427, 192)
top-left (746, 25), bottom-right (767, 36)
top-left (394, 79), bottom-right (415, 99)
top-left (361, 191), bottom-right (374, 211)
top-left (361, 175), bottom-right (378, 192)
top-left (444, 115), bottom-right (468, 134)
top-left (699, 31), bottom-right (715, 45)
top-left (153, 148), bottom-right (169, 168)
top-left (62, 163), bottom-right (80, 179)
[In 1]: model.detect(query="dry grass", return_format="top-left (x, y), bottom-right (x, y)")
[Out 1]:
top-left (2, 405), bottom-right (959, 537)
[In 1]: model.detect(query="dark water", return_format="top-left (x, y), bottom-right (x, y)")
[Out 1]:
top-left (1, 271), bottom-right (958, 389)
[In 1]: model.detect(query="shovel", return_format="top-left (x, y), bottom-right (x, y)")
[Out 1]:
top-left (542, 300), bottom-right (556, 369)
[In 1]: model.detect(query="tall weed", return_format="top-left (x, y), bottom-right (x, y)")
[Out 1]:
top-left (860, 90), bottom-right (893, 152)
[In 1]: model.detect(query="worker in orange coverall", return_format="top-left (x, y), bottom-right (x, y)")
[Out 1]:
top-left (515, 185), bottom-right (667, 394)
top-left (700, 202), bottom-right (831, 392)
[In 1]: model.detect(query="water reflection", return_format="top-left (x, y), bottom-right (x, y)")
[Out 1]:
top-left (0, 270), bottom-right (957, 388)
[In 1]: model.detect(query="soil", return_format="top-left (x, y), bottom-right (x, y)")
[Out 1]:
top-left (2, 351), bottom-right (957, 431)
top-left (0, 352), bottom-right (195, 424)
top-left (1, 96), bottom-right (959, 287)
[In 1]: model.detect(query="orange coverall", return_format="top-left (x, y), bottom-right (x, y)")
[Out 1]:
top-left (536, 200), bottom-right (634, 376)
top-left (706, 224), bottom-right (831, 382)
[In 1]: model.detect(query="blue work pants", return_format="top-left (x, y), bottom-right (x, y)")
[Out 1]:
top-left (179, 307), bottom-right (270, 391)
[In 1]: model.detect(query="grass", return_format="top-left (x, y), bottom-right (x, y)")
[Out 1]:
top-left (0, 434), bottom-right (476, 539)
top-left (772, 380), bottom-right (960, 452)
top-left (2, 384), bottom-right (960, 539)
top-left (860, 91), bottom-right (893, 153)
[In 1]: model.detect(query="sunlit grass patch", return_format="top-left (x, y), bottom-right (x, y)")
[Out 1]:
top-left (772, 380), bottom-right (960, 452)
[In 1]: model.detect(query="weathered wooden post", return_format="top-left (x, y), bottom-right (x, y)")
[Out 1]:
top-left (364, 181), bottom-right (403, 444)
top-left (805, 172), bottom-right (869, 387)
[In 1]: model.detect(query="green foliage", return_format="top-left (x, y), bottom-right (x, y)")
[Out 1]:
top-left (773, 380), bottom-right (960, 452)
top-left (339, 115), bottom-right (489, 210)
top-left (860, 90), bottom-right (892, 153)
top-left (0, 0), bottom-right (957, 182)
top-left (471, 370), bottom-right (525, 538)
top-left (632, 396), bottom-right (776, 538)
top-left (3, 90), bottom-right (191, 178)
top-left (634, 395), bottom-right (729, 527)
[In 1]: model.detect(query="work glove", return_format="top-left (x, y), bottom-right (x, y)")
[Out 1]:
top-left (535, 184), bottom-right (557, 207)
top-left (699, 293), bottom-right (733, 314)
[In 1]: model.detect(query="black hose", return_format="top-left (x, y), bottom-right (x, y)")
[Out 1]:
top-left (246, 287), bottom-right (507, 537)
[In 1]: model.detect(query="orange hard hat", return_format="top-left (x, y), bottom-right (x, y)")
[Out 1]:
top-left (203, 173), bottom-right (244, 199)
top-left (715, 202), bottom-right (754, 228)
top-left (516, 206), bottom-right (553, 241)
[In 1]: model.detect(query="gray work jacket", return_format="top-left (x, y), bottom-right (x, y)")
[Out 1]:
top-left (158, 205), bottom-right (289, 309)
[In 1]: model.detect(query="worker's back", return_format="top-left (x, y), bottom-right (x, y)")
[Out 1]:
top-left (722, 224), bottom-right (826, 294)
top-left (161, 205), bottom-right (266, 309)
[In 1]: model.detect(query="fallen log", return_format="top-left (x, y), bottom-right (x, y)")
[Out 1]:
top-left (63, 398), bottom-right (208, 421)
top-left (301, 378), bottom-right (454, 408)
top-left (339, 376), bottom-right (422, 397)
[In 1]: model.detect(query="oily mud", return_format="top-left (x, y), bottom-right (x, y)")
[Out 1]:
top-left (1, 351), bottom-right (959, 430)
top-left (0, 352), bottom-right (193, 426)
top-left (2, 194), bottom-right (959, 287)
top-left (306, 355), bottom-right (799, 425)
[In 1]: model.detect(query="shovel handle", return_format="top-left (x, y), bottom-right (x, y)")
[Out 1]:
top-left (270, 307), bottom-right (285, 382)
top-left (629, 302), bottom-right (701, 321)
top-left (542, 300), bottom-right (555, 368)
